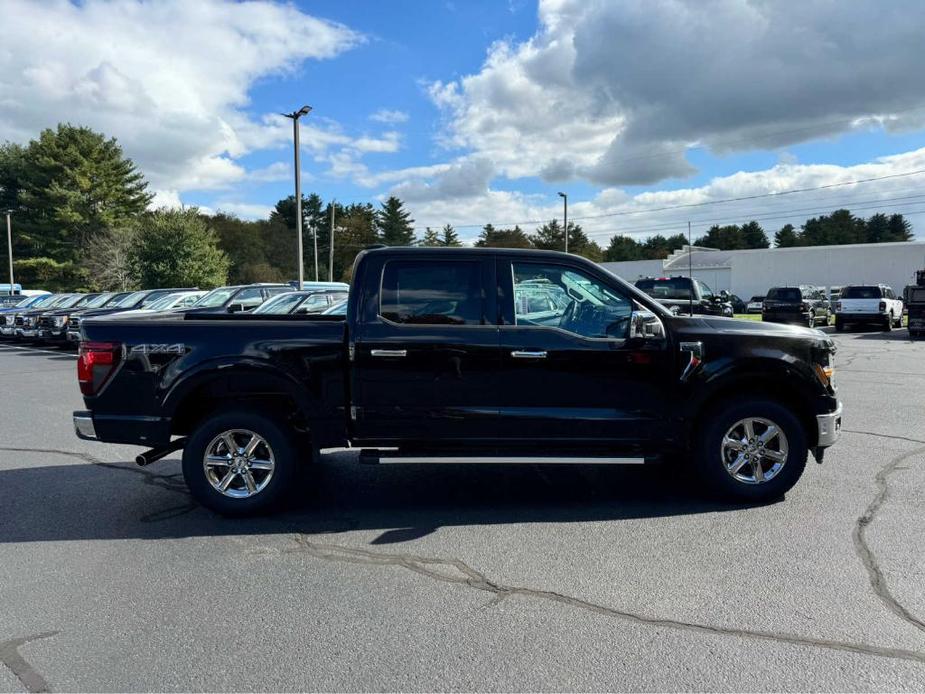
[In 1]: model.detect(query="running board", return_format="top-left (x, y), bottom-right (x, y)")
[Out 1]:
top-left (359, 452), bottom-right (647, 466)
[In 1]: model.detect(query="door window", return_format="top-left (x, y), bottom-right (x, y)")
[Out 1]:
top-left (234, 287), bottom-right (265, 309)
top-left (380, 261), bottom-right (484, 326)
top-left (512, 263), bottom-right (632, 339)
top-left (695, 280), bottom-right (714, 301)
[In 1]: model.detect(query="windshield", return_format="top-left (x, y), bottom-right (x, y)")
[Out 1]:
top-left (767, 288), bottom-right (801, 301)
top-left (254, 292), bottom-right (304, 314)
top-left (143, 293), bottom-right (183, 311)
top-left (841, 285), bottom-right (882, 299)
top-left (635, 278), bottom-right (693, 300)
top-left (750, 296), bottom-right (765, 302)
top-left (910, 288), bottom-right (925, 303)
top-left (57, 294), bottom-right (87, 309)
top-left (82, 293), bottom-right (114, 309)
top-left (112, 290), bottom-right (148, 308)
top-left (323, 299), bottom-right (348, 315)
top-left (193, 288), bottom-right (236, 308)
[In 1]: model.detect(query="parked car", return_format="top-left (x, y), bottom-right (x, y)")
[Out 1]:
top-left (66, 288), bottom-right (196, 342)
top-left (113, 291), bottom-right (207, 318)
top-left (746, 295), bottom-right (765, 314)
top-left (181, 284), bottom-right (292, 315)
top-left (634, 276), bottom-right (729, 316)
top-left (834, 284), bottom-right (903, 332)
top-left (907, 285), bottom-right (925, 339)
top-left (74, 247), bottom-right (841, 515)
top-left (13, 293), bottom-right (83, 339)
top-left (0, 294), bottom-right (60, 336)
top-left (63, 292), bottom-right (132, 343)
top-left (720, 292), bottom-right (747, 314)
top-left (253, 289), bottom-right (349, 315)
top-left (35, 292), bottom-right (110, 343)
top-left (322, 299), bottom-right (348, 316)
top-left (289, 281), bottom-right (351, 293)
top-left (762, 286), bottom-right (830, 327)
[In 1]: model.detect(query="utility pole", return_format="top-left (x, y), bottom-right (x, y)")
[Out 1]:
top-left (558, 192), bottom-right (568, 253)
top-left (328, 201), bottom-right (335, 282)
top-left (688, 220), bottom-right (694, 316)
top-left (282, 105), bottom-right (312, 288)
top-left (5, 210), bottom-right (13, 296)
top-left (312, 219), bottom-right (319, 281)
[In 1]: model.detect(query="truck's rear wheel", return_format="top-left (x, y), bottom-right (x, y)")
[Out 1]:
top-left (182, 408), bottom-right (298, 516)
top-left (695, 397), bottom-right (807, 502)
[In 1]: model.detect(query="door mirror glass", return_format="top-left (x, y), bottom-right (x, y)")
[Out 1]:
top-left (630, 310), bottom-right (665, 340)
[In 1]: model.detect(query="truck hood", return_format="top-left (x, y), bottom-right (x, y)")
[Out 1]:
top-left (673, 315), bottom-right (830, 342)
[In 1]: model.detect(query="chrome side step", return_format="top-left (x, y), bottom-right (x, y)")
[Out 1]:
top-left (360, 452), bottom-right (646, 465)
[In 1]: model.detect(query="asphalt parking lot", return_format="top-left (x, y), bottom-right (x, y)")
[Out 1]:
top-left (1, 329), bottom-right (924, 692)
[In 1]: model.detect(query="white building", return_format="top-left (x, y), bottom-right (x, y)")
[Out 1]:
top-left (601, 241), bottom-right (925, 299)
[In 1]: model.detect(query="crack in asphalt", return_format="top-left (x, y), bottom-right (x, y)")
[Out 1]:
top-left (283, 535), bottom-right (925, 664)
top-left (851, 442), bottom-right (925, 636)
top-left (842, 430), bottom-right (925, 446)
top-left (0, 632), bottom-right (58, 693)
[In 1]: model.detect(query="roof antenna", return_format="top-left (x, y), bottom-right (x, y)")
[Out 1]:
top-left (688, 221), bottom-right (694, 317)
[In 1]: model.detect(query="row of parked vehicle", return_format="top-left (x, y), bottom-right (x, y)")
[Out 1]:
top-left (0, 281), bottom-right (350, 347)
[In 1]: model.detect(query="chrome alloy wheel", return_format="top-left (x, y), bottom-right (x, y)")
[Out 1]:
top-left (721, 417), bottom-right (789, 485)
top-left (203, 429), bottom-right (275, 499)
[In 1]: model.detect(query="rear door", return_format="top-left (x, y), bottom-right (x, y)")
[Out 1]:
top-left (351, 255), bottom-right (499, 444)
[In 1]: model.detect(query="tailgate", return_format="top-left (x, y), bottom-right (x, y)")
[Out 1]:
top-left (838, 299), bottom-right (880, 314)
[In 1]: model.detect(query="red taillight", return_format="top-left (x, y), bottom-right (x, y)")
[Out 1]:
top-left (78, 341), bottom-right (122, 396)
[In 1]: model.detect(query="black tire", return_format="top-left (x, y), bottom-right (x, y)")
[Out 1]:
top-left (834, 317), bottom-right (844, 332)
top-left (694, 397), bottom-right (807, 503)
top-left (883, 314), bottom-right (893, 332)
top-left (182, 408), bottom-right (300, 516)
top-left (807, 314), bottom-right (815, 328)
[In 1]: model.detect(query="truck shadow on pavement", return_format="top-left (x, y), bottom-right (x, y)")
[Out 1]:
top-left (0, 450), bottom-right (766, 546)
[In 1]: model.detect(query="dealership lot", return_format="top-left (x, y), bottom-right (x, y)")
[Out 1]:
top-left (1, 330), bottom-right (924, 691)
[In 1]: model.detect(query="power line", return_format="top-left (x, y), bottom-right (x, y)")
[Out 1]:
top-left (410, 167), bottom-right (925, 231)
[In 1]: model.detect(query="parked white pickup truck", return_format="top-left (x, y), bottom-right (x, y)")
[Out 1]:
top-left (834, 284), bottom-right (904, 331)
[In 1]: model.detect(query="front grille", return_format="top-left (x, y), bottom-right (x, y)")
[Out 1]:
top-left (70, 316), bottom-right (81, 329)
top-left (14, 316), bottom-right (24, 327)
top-left (37, 316), bottom-right (52, 329)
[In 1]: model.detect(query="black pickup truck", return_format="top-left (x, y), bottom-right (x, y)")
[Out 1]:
top-left (73, 247), bottom-right (841, 515)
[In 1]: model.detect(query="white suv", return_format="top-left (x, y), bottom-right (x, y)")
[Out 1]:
top-left (834, 284), bottom-right (904, 332)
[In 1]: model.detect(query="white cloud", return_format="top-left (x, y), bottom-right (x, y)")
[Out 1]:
top-left (428, 0), bottom-right (925, 187)
top-left (213, 202), bottom-right (275, 220)
top-left (0, 0), bottom-right (363, 193)
top-left (248, 161), bottom-right (292, 183)
top-left (401, 146), bottom-right (925, 245)
top-left (370, 109), bottom-right (409, 124)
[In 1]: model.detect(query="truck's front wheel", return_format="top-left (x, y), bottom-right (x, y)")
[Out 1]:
top-left (182, 408), bottom-right (298, 516)
top-left (695, 398), bottom-right (807, 502)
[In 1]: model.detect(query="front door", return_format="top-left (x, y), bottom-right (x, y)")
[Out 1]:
top-left (493, 259), bottom-right (671, 451)
top-left (352, 256), bottom-right (500, 445)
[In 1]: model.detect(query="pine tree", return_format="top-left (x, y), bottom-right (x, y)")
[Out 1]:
top-left (475, 224), bottom-right (533, 248)
top-left (774, 224), bottom-right (800, 247)
top-left (16, 124), bottom-right (152, 261)
top-left (887, 214), bottom-right (913, 241)
top-left (376, 196), bottom-right (415, 245)
top-left (604, 235), bottom-right (643, 261)
top-left (740, 221), bottom-right (770, 248)
top-left (440, 224), bottom-right (462, 247)
top-left (421, 227), bottom-right (441, 246)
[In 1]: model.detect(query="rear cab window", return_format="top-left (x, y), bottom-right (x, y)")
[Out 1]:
top-left (841, 286), bottom-right (883, 300)
top-left (635, 277), bottom-right (693, 300)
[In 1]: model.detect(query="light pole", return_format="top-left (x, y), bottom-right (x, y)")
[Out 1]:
top-left (558, 192), bottom-right (568, 253)
top-left (282, 105), bottom-right (312, 288)
top-left (5, 210), bottom-right (13, 296)
top-left (328, 200), bottom-right (335, 282)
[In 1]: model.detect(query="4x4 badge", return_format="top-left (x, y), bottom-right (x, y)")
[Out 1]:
top-left (130, 344), bottom-right (185, 354)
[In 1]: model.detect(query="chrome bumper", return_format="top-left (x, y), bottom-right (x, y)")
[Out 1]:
top-left (0, 326), bottom-right (13, 336)
top-left (73, 413), bottom-right (97, 441)
top-left (816, 402), bottom-right (842, 448)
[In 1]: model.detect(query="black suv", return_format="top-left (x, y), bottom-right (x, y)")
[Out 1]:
top-left (635, 276), bottom-right (729, 316)
top-left (762, 286), bottom-right (830, 327)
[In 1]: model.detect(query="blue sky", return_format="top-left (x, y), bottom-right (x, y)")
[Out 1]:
top-left (4, 0), bottom-right (925, 243)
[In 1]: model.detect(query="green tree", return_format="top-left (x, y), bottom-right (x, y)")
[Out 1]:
top-left (440, 224), bottom-right (462, 247)
top-left (530, 219), bottom-right (603, 260)
top-left (695, 224), bottom-right (744, 250)
top-left (640, 233), bottom-right (687, 259)
top-left (0, 142), bottom-right (25, 213)
top-left (16, 124), bottom-right (151, 261)
top-left (131, 208), bottom-right (229, 289)
top-left (604, 235), bottom-right (643, 261)
top-left (774, 224), bottom-right (800, 247)
top-left (740, 220), bottom-right (769, 248)
top-left (332, 203), bottom-right (379, 281)
top-left (475, 224), bottom-right (533, 248)
top-left (887, 214), bottom-right (913, 242)
top-left (377, 196), bottom-right (415, 245)
top-left (421, 227), bottom-right (441, 246)
top-left (12, 257), bottom-right (87, 292)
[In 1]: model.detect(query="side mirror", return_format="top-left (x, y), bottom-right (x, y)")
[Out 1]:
top-left (630, 310), bottom-right (665, 341)
top-left (227, 302), bottom-right (245, 313)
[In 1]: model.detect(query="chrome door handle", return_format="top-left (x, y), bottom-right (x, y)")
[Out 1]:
top-left (370, 349), bottom-right (407, 358)
top-left (511, 350), bottom-right (547, 359)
